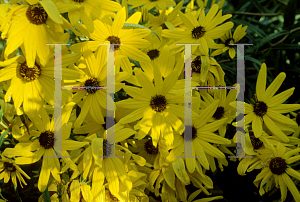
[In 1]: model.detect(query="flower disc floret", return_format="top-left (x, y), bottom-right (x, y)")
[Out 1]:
top-left (84, 77), bottom-right (99, 94)
top-left (144, 139), bottom-right (158, 154)
top-left (269, 157), bottom-right (287, 175)
top-left (26, 4), bottom-right (48, 25)
top-left (19, 62), bottom-right (41, 81)
top-left (150, 95), bottom-right (167, 112)
top-left (4, 162), bottom-right (16, 172)
top-left (253, 101), bottom-right (268, 116)
top-left (213, 106), bottom-right (225, 120)
top-left (39, 131), bottom-right (54, 149)
top-left (191, 26), bottom-right (206, 39)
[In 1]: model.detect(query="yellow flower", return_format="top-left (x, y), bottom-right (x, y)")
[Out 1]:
top-left (232, 63), bottom-right (300, 142)
top-left (162, 4), bottom-right (233, 55)
top-left (116, 65), bottom-right (199, 147)
top-left (54, 0), bottom-right (122, 33)
top-left (254, 143), bottom-right (300, 201)
top-left (0, 51), bottom-right (83, 115)
top-left (168, 100), bottom-right (231, 173)
top-left (0, 1), bottom-right (64, 67)
top-left (211, 25), bottom-right (248, 58)
top-left (70, 7), bottom-right (151, 75)
top-left (13, 108), bottom-right (88, 192)
top-left (72, 44), bottom-right (127, 128)
top-left (128, 0), bottom-right (176, 10)
top-left (0, 153), bottom-right (30, 188)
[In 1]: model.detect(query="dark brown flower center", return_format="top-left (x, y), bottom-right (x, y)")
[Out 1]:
top-left (269, 157), bottom-right (287, 175)
top-left (84, 77), bottom-right (99, 94)
top-left (192, 26), bottom-right (205, 39)
top-left (103, 139), bottom-right (112, 157)
top-left (147, 49), bottom-right (160, 60)
top-left (4, 162), bottom-right (16, 172)
top-left (150, 95), bottom-right (167, 112)
top-left (192, 56), bottom-right (201, 73)
top-left (19, 62), bottom-right (41, 81)
top-left (296, 113), bottom-right (300, 126)
top-left (161, 23), bottom-right (168, 29)
top-left (181, 126), bottom-right (197, 141)
top-left (39, 130), bottom-right (54, 149)
top-left (253, 101), bottom-right (268, 116)
top-left (144, 139), bottom-right (158, 154)
top-left (107, 36), bottom-right (121, 50)
top-left (26, 4), bottom-right (48, 25)
top-left (213, 106), bottom-right (225, 120)
top-left (225, 38), bottom-right (235, 47)
top-left (72, 0), bottom-right (84, 2)
top-left (249, 131), bottom-right (263, 150)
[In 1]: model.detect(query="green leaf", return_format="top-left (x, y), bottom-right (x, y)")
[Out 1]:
top-left (250, 0), bottom-right (268, 13)
top-left (123, 23), bottom-right (160, 40)
top-left (244, 56), bottom-right (262, 66)
top-left (284, 0), bottom-right (297, 29)
top-left (43, 187), bottom-right (51, 202)
top-left (231, 19), bottom-right (266, 38)
top-left (270, 44), bottom-right (300, 50)
top-left (256, 30), bottom-right (290, 49)
top-left (0, 130), bottom-right (9, 149)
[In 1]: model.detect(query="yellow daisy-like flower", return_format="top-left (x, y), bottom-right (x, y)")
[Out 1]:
top-left (0, 1), bottom-right (64, 67)
top-left (233, 63), bottom-right (300, 142)
top-left (128, 0), bottom-right (176, 10)
top-left (0, 51), bottom-right (83, 115)
top-left (162, 4), bottom-right (233, 55)
top-left (0, 153), bottom-right (30, 188)
top-left (211, 25), bottom-right (248, 59)
top-left (71, 44), bottom-right (128, 128)
top-left (196, 0), bottom-right (225, 9)
top-left (70, 7), bottom-right (151, 75)
top-left (116, 64), bottom-right (199, 147)
top-left (168, 100), bottom-right (231, 173)
top-left (13, 108), bottom-right (88, 192)
top-left (54, 0), bottom-right (121, 33)
top-left (201, 83), bottom-right (237, 137)
top-left (254, 143), bottom-right (300, 201)
top-left (290, 111), bottom-right (300, 139)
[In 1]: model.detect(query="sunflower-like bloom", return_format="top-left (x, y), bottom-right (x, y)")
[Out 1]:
top-left (71, 124), bottom-right (138, 201)
top-left (54, 0), bottom-right (122, 33)
top-left (196, 0), bottom-right (225, 8)
top-left (70, 7), bottom-right (151, 75)
top-left (0, 50), bottom-right (83, 115)
top-left (254, 143), bottom-right (300, 201)
top-left (211, 25), bottom-right (248, 58)
top-left (13, 108), bottom-right (88, 192)
top-left (168, 100), bottom-right (231, 173)
top-left (232, 63), bottom-right (300, 142)
top-left (116, 64), bottom-right (199, 147)
top-left (128, 0), bottom-right (176, 10)
top-left (0, 1), bottom-right (64, 67)
top-left (72, 44), bottom-right (128, 128)
top-left (162, 4), bottom-right (233, 55)
top-left (0, 152), bottom-right (31, 188)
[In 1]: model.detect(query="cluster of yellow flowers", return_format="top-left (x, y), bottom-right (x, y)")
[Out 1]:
top-left (0, 0), bottom-right (300, 201)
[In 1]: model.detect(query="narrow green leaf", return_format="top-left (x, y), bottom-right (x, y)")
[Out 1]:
top-left (244, 56), bottom-right (262, 66)
top-left (43, 187), bottom-right (51, 202)
top-left (256, 30), bottom-right (290, 49)
top-left (123, 23), bottom-right (160, 40)
top-left (250, 0), bottom-right (268, 13)
top-left (270, 44), bottom-right (300, 50)
top-left (284, 0), bottom-right (297, 28)
top-left (0, 130), bottom-right (10, 149)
